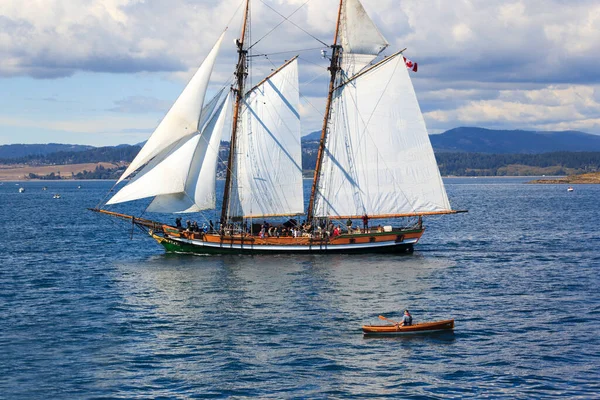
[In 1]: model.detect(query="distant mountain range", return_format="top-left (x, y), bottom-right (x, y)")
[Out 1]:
top-left (3, 127), bottom-right (600, 161)
top-left (429, 127), bottom-right (600, 153)
top-left (0, 143), bottom-right (94, 159)
top-left (3, 127), bottom-right (600, 178)
top-left (301, 131), bottom-right (321, 142)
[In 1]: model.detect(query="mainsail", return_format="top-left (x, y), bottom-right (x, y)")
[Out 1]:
top-left (117, 31), bottom-right (226, 183)
top-left (313, 53), bottom-right (451, 218)
top-left (227, 58), bottom-right (304, 218)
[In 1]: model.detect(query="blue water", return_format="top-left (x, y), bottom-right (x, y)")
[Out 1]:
top-left (1, 178), bottom-right (599, 398)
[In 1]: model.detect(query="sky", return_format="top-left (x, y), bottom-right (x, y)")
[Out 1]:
top-left (1, 0), bottom-right (599, 146)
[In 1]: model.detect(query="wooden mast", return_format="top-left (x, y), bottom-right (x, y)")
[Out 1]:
top-left (220, 0), bottom-right (250, 228)
top-left (306, 0), bottom-right (344, 222)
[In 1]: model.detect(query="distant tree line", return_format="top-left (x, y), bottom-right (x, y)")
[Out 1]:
top-left (0, 145), bottom-right (141, 166)
top-left (435, 152), bottom-right (600, 176)
top-left (11, 141), bottom-right (600, 178)
top-left (28, 172), bottom-right (62, 180)
top-left (72, 165), bottom-right (124, 180)
top-left (27, 165), bottom-right (125, 180)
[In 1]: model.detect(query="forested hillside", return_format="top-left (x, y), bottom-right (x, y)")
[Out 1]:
top-left (0, 145), bottom-right (140, 165)
top-left (0, 143), bottom-right (94, 159)
top-left (435, 152), bottom-right (600, 176)
top-left (430, 127), bottom-right (600, 153)
top-left (4, 129), bottom-right (600, 179)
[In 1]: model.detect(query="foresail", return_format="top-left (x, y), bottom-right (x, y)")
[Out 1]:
top-left (340, 0), bottom-right (388, 75)
top-left (228, 58), bottom-right (303, 218)
top-left (198, 87), bottom-right (225, 133)
top-left (313, 53), bottom-right (451, 218)
top-left (106, 134), bottom-right (202, 205)
top-left (146, 91), bottom-right (231, 213)
top-left (117, 31), bottom-right (226, 183)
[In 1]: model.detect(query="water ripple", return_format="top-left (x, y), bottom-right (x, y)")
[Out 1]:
top-left (0, 180), bottom-right (599, 398)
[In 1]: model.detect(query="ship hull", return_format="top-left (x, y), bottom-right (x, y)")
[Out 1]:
top-left (152, 229), bottom-right (423, 255)
top-left (362, 319), bottom-right (454, 335)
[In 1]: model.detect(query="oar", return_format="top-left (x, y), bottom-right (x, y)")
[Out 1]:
top-left (379, 315), bottom-right (399, 325)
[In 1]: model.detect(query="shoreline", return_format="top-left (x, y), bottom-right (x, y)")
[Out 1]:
top-left (526, 172), bottom-right (600, 184)
top-left (3, 175), bottom-right (572, 182)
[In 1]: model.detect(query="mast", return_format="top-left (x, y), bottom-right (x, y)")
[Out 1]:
top-left (221, 0), bottom-right (251, 227)
top-left (306, 0), bottom-right (344, 222)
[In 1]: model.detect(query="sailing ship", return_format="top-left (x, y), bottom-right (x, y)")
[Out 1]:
top-left (91, 0), bottom-right (465, 254)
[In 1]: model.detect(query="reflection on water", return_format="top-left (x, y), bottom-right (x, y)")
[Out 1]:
top-left (362, 330), bottom-right (457, 343)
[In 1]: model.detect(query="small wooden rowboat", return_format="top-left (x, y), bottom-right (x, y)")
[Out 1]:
top-left (362, 319), bottom-right (454, 335)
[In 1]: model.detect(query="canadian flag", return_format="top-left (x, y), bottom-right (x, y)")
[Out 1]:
top-left (403, 56), bottom-right (418, 72)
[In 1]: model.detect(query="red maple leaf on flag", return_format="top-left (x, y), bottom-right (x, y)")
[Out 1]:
top-left (403, 56), bottom-right (418, 72)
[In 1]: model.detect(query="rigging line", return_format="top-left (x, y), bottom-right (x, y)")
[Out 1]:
top-left (298, 55), bottom-right (328, 71)
top-left (299, 68), bottom-right (329, 86)
top-left (220, 90), bottom-right (244, 201)
top-left (249, 0), bottom-right (307, 49)
top-left (97, 180), bottom-right (119, 209)
top-left (345, 56), bottom-right (419, 214)
top-left (250, 0), bottom-right (328, 49)
top-left (263, 54), bottom-right (324, 119)
top-left (225, 0), bottom-right (245, 30)
top-left (249, 47), bottom-right (326, 58)
top-left (301, 93), bottom-right (324, 116)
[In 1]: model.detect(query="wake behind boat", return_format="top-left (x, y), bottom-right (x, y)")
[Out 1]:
top-left (91, 0), bottom-right (466, 255)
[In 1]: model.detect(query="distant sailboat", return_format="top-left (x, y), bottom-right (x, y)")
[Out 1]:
top-left (92, 0), bottom-right (466, 254)
top-left (567, 187), bottom-right (574, 192)
top-left (53, 194), bottom-right (61, 199)
top-left (19, 187), bottom-right (25, 193)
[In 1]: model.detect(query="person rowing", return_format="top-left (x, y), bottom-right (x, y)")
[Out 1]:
top-left (397, 309), bottom-right (412, 327)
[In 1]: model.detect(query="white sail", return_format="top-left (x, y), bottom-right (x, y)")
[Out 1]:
top-left (340, 0), bottom-right (388, 75)
top-left (198, 87), bottom-right (226, 133)
top-left (228, 58), bottom-right (304, 218)
top-left (107, 91), bottom-right (230, 210)
top-left (313, 53), bottom-right (451, 218)
top-left (117, 31), bottom-right (226, 183)
top-left (147, 92), bottom-right (231, 213)
top-left (106, 135), bottom-right (202, 205)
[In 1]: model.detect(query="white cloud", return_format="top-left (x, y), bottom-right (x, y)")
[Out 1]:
top-left (0, 113), bottom-right (155, 135)
top-left (425, 84), bottom-right (600, 133)
top-left (1, 0), bottom-right (600, 145)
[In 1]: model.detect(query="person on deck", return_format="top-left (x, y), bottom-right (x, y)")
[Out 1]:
top-left (362, 214), bottom-right (369, 232)
top-left (397, 309), bottom-right (412, 327)
top-left (175, 217), bottom-right (182, 229)
top-left (260, 224), bottom-right (266, 239)
top-left (346, 218), bottom-right (352, 233)
top-left (332, 226), bottom-right (340, 237)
